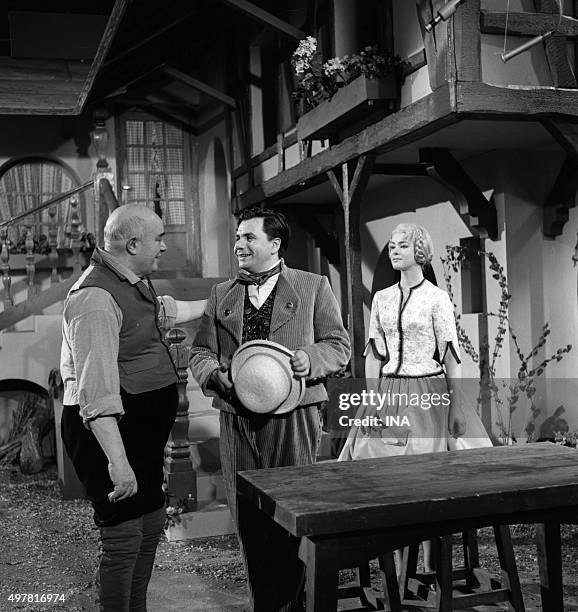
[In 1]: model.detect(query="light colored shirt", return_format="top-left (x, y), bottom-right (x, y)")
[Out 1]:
top-left (246, 260), bottom-right (281, 309)
top-left (368, 279), bottom-right (460, 377)
top-left (60, 248), bottom-right (177, 423)
top-left (247, 272), bottom-right (280, 309)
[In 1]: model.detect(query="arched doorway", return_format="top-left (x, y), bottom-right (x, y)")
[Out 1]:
top-left (371, 242), bottom-right (438, 296)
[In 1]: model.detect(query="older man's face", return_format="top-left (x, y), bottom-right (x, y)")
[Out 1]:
top-left (132, 215), bottom-right (166, 276)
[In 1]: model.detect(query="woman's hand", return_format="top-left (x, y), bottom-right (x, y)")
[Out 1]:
top-left (448, 404), bottom-right (466, 438)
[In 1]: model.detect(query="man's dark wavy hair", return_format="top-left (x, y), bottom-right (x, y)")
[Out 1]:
top-left (237, 206), bottom-right (291, 253)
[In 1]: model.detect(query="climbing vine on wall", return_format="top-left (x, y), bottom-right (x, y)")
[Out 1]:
top-left (441, 244), bottom-right (572, 444)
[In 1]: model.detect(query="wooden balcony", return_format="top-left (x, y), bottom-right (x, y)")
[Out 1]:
top-left (233, 1), bottom-right (578, 209)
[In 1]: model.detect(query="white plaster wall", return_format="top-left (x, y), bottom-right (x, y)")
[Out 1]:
top-left (196, 121), bottom-right (234, 278)
top-left (334, 0), bottom-right (358, 56)
top-left (356, 150), bottom-right (578, 439)
top-left (393, 0), bottom-right (433, 104)
top-left (0, 314), bottom-right (62, 391)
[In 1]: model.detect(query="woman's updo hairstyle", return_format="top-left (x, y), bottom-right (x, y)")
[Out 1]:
top-left (391, 223), bottom-right (434, 266)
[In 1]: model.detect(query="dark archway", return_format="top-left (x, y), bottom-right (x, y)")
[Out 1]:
top-left (371, 242), bottom-right (437, 296)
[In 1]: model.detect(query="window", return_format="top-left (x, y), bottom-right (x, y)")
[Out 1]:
top-left (123, 120), bottom-right (186, 225)
top-left (117, 113), bottom-right (200, 275)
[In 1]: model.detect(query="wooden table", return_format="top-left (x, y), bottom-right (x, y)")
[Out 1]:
top-left (237, 443), bottom-right (578, 612)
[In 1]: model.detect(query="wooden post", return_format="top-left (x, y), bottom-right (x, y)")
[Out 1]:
top-left (327, 155), bottom-right (375, 378)
top-left (25, 225), bottom-right (37, 299)
top-left (165, 328), bottom-right (196, 510)
top-left (453, 0), bottom-right (482, 82)
top-left (68, 197), bottom-right (82, 274)
top-left (48, 205), bottom-right (59, 285)
top-left (415, 0), bottom-right (454, 90)
top-left (92, 109), bottom-right (115, 245)
top-left (0, 227), bottom-right (13, 308)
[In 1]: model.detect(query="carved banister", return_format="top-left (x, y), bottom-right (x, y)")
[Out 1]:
top-left (165, 328), bottom-right (196, 510)
top-left (0, 181), bottom-right (94, 231)
top-left (25, 225), bottom-right (37, 299)
top-left (0, 227), bottom-right (13, 308)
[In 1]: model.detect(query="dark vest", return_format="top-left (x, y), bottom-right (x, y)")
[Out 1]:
top-left (72, 251), bottom-right (177, 394)
top-left (241, 285), bottom-right (277, 343)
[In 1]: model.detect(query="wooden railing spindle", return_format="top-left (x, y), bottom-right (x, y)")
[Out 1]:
top-left (69, 197), bottom-right (82, 274)
top-left (0, 227), bottom-right (13, 309)
top-left (48, 205), bottom-right (59, 285)
top-left (25, 225), bottom-right (37, 299)
top-left (165, 328), bottom-right (196, 510)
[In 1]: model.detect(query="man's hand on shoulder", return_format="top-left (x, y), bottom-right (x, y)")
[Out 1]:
top-left (107, 459), bottom-right (138, 502)
top-left (291, 349), bottom-right (311, 378)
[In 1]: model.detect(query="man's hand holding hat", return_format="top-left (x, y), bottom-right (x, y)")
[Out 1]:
top-left (290, 349), bottom-right (310, 378)
top-left (209, 364), bottom-right (234, 397)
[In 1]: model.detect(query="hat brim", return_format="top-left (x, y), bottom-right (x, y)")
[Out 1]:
top-left (231, 340), bottom-right (305, 415)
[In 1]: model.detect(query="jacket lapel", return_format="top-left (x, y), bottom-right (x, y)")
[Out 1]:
top-left (218, 282), bottom-right (245, 345)
top-left (269, 271), bottom-right (299, 335)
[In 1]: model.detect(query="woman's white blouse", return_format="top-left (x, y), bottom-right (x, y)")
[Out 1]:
top-left (368, 279), bottom-right (460, 377)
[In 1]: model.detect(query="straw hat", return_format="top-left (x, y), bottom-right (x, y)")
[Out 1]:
top-left (230, 340), bottom-right (305, 414)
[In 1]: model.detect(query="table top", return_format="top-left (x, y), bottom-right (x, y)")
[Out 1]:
top-left (237, 443), bottom-right (578, 537)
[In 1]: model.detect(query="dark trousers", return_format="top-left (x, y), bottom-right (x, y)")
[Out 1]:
top-left (62, 384), bottom-right (178, 610)
top-left (220, 405), bottom-right (322, 612)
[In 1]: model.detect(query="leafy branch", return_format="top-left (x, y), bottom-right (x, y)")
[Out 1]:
top-left (441, 244), bottom-right (572, 444)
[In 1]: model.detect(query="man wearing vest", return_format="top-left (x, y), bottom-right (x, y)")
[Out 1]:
top-left (190, 206), bottom-right (351, 611)
top-left (60, 204), bottom-right (205, 611)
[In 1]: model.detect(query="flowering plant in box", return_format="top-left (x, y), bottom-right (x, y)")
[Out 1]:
top-left (292, 37), bottom-right (402, 113)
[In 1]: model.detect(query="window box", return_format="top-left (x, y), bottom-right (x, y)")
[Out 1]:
top-left (296, 74), bottom-right (399, 141)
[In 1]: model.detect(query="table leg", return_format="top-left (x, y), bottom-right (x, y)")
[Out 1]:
top-left (238, 494), bottom-right (304, 611)
top-left (536, 521), bottom-right (563, 612)
top-left (300, 537), bottom-right (339, 612)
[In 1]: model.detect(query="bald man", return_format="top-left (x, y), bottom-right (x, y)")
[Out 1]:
top-left (60, 204), bottom-right (205, 611)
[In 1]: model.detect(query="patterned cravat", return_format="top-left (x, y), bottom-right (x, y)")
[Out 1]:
top-left (236, 262), bottom-right (282, 286)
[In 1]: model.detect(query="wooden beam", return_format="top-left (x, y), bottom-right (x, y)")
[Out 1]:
top-left (328, 155), bottom-right (375, 379)
top-left (415, 0), bottom-right (453, 90)
top-left (239, 84), bottom-right (456, 207)
top-left (372, 163), bottom-right (430, 176)
top-left (542, 119), bottom-right (578, 160)
top-left (534, 0), bottom-right (577, 88)
top-left (402, 49), bottom-right (428, 77)
top-left (455, 82), bottom-right (578, 116)
top-left (220, 0), bottom-right (305, 41)
top-left (75, 0), bottom-right (130, 113)
top-left (543, 155), bottom-right (578, 237)
top-left (280, 206), bottom-right (340, 265)
top-left (104, 8), bottom-right (198, 69)
top-left (0, 272), bottom-right (82, 331)
top-left (453, 0), bottom-right (481, 82)
top-left (420, 148), bottom-right (498, 239)
top-left (481, 10), bottom-right (578, 37)
top-left (162, 66), bottom-right (236, 108)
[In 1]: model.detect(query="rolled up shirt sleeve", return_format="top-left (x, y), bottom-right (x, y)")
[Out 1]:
top-left (63, 288), bottom-right (125, 424)
top-left (157, 295), bottom-right (177, 331)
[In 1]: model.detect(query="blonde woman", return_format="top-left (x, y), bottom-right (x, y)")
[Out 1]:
top-left (339, 223), bottom-right (478, 572)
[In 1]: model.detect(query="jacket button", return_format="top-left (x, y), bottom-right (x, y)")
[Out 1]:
top-left (286, 302), bottom-right (294, 309)
top-left (224, 309), bottom-right (231, 316)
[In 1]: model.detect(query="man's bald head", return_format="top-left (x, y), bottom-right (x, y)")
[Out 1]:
top-left (104, 204), bottom-right (161, 252)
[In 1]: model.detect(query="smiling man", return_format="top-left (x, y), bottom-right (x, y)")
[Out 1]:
top-left (190, 206), bottom-right (350, 611)
top-left (60, 204), bottom-right (205, 611)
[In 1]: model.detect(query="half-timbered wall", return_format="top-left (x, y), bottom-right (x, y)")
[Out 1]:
top-left (358, 149), bottom-right (578, 438)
